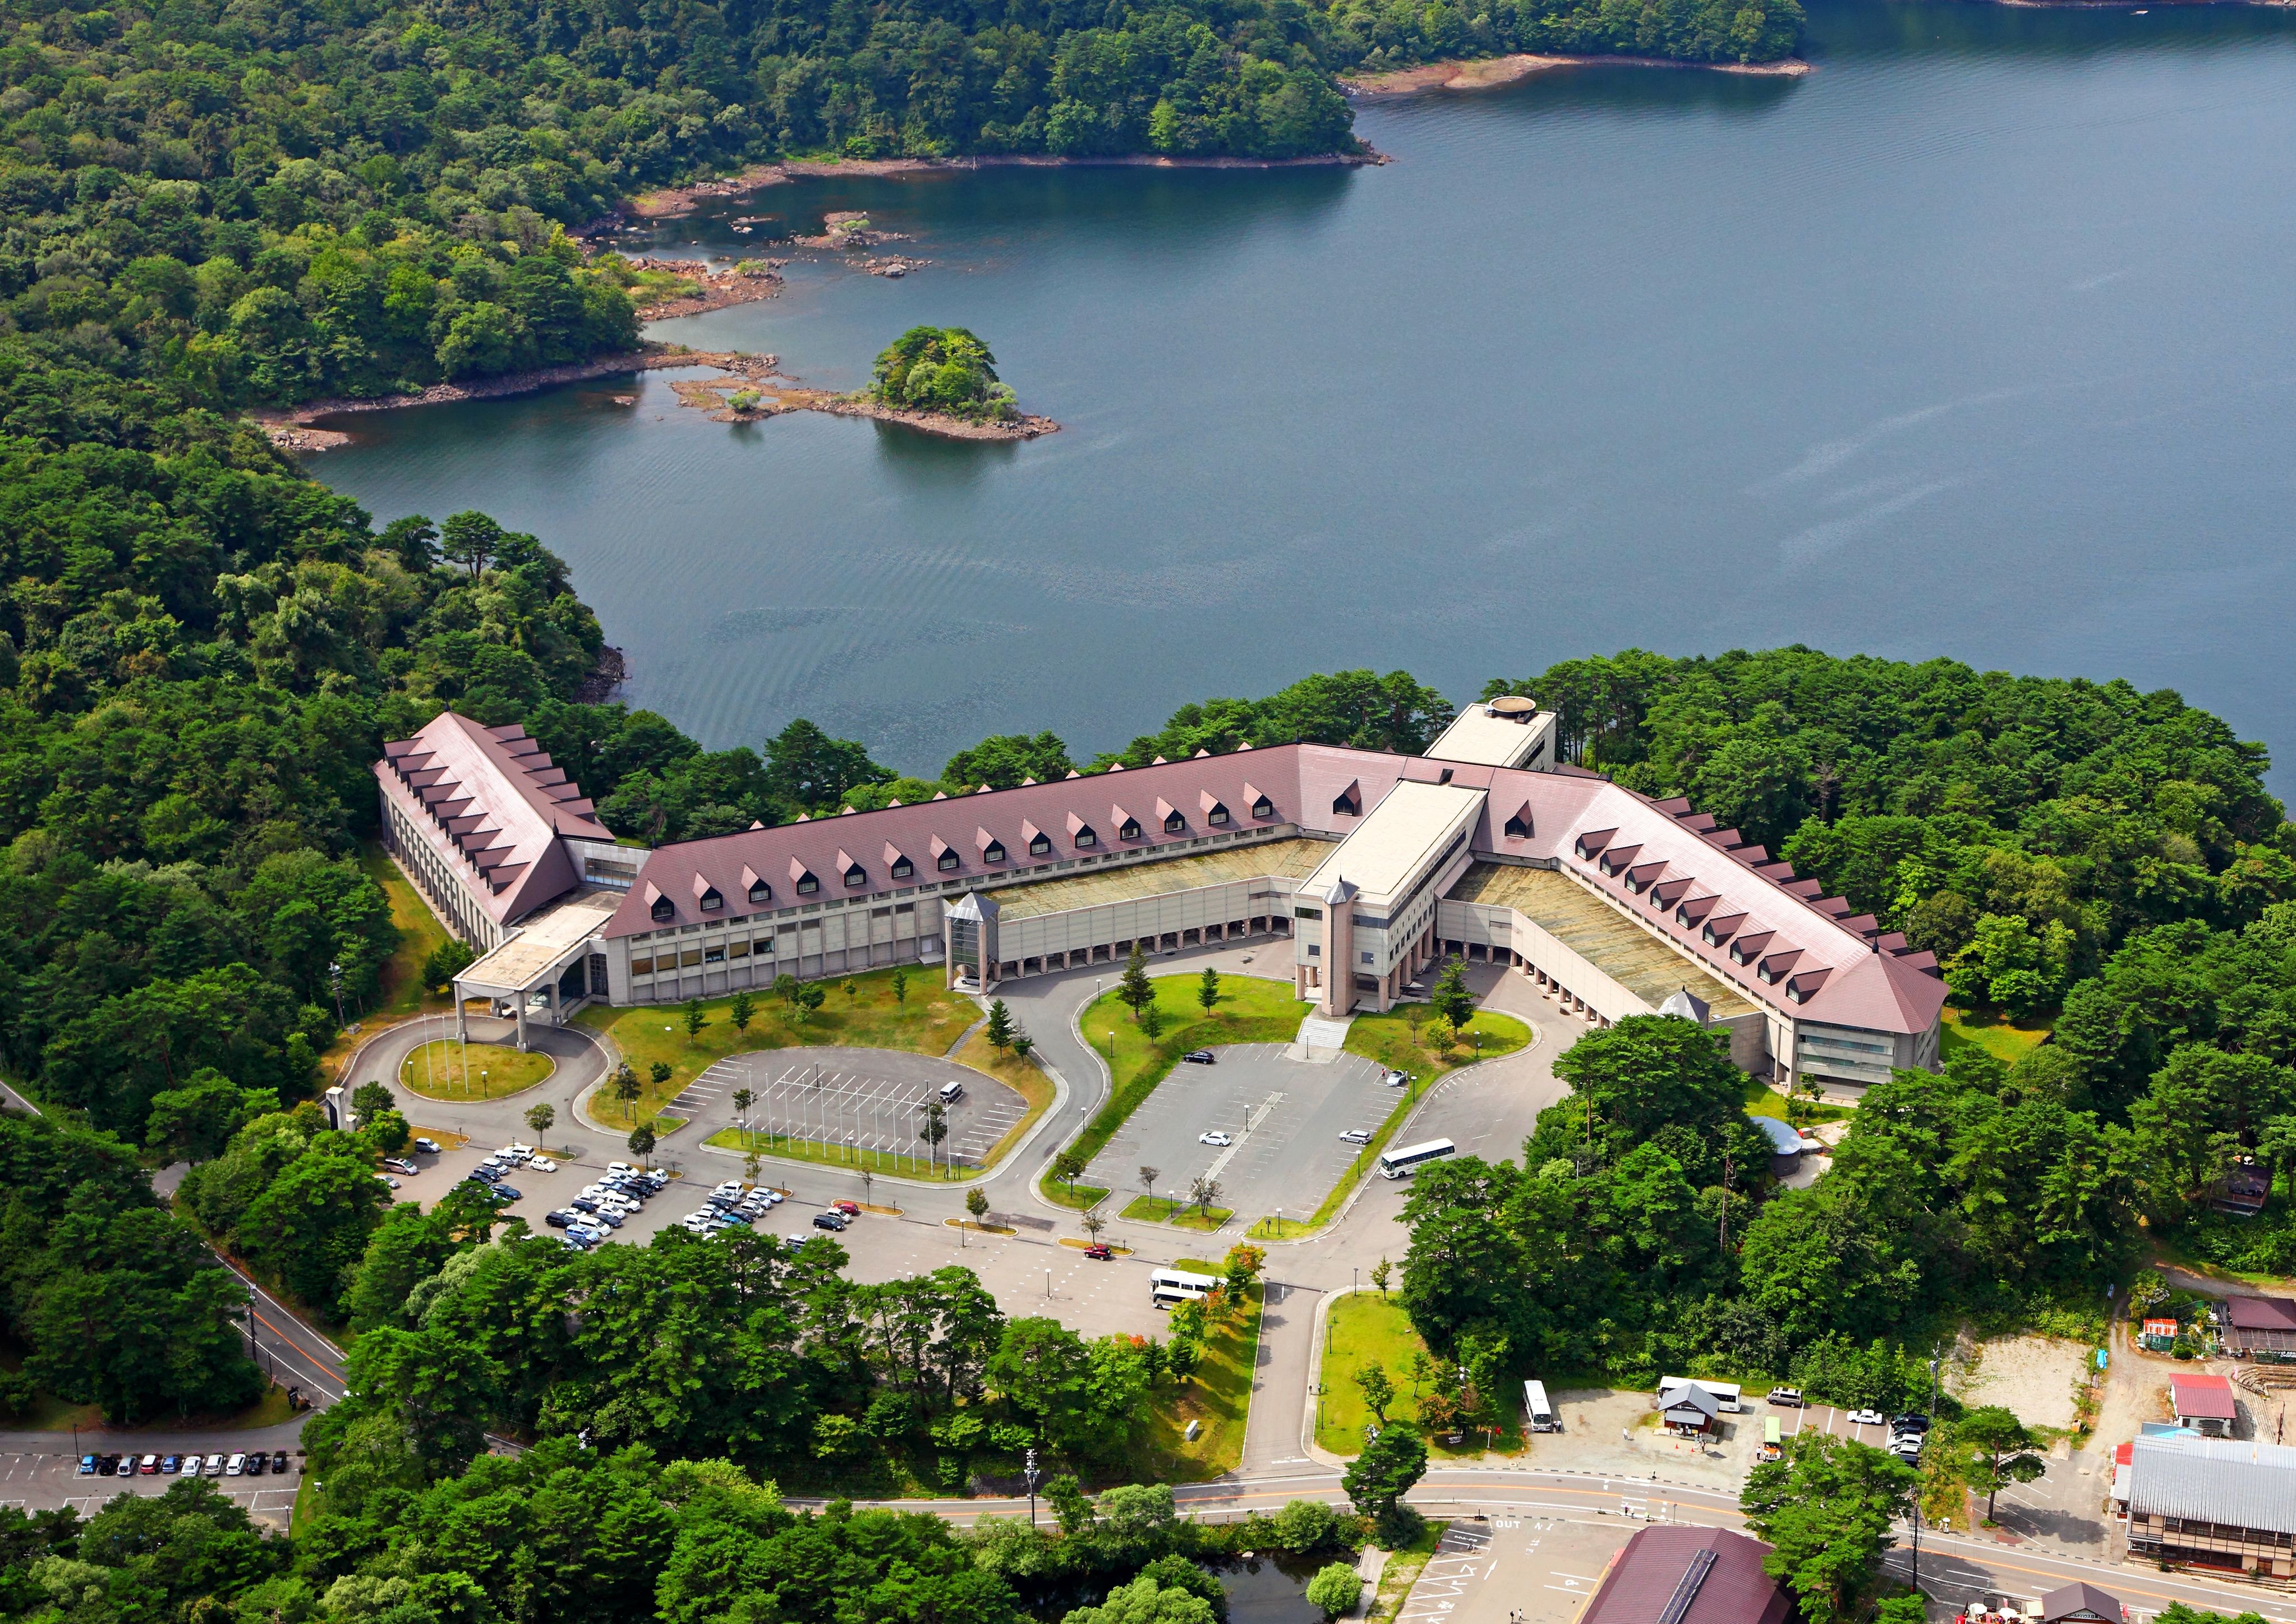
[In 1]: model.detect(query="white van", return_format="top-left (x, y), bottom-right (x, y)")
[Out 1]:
top-left (1523, 1379), bottom-right (1558, 1433)
top-left (938, 1080), bottom-right (965, 1105)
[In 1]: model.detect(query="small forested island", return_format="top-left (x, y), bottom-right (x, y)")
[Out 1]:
top-left (683, 328), bottom-right (1059, 439)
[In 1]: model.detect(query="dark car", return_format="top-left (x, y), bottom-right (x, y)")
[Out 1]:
top-left (100, 1454), bottom-right (123, 1475)
top-left (570, 1196), bottom-right (600, 1213)
top-left (590, 1207), bottom-right (623, 1227)
top-left (1893, 1413), bottom-right (1931, 1434)
top-left (1181, 1050), bottom-right (1216, 1064)
top-left (812, 1212), bottom-right (848, 1231)
top-left (273, 1451), bottom-right (291, 1474)
top-left (491, 1185), bottom-right (523, 1203)
top-left (1083, 1244), bottom-right (1114, 1260)
top-left (245, 1453), bottom-right (267, 1476)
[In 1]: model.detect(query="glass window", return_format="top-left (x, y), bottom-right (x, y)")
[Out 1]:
top-left (704, 946), bottom-right (725, 964)
top-left (797, 873), bottom-right (818, 895)
top-left (1207, 803), bottom-right (1230, 825)
top-left (1029, 834), bottom-right (1051, 855)
top-left (892, 857), bottom-right (913, 878)
top-left (700, 886), bottom-right (723, 912)
top-left (1294, 906), bottom-right (1323, 920)
top-left (650, 896), bottom-right (674, 922)
top-left (1251, 796), bottom-right (1274, 818)
top-left (728, 940), bottom-right (749, 959)
top-left (845, 864), bottom-right (867, 887)
top-left (749, 880), bottom-right (771, 904)
top-left (1120, 819), bottom-right (1142, 840)
top-left (631, 956), bottom-right (655, 975)
top-left (984, 841), bottom-right (1006, 863)
top-left (1332, 794), bottom-right (1358, 816)
top-left (680, 949), bottom-right (702, 967)
top-left (938, 850), bottom-right (959, 871)
top-left (1075, 827), bottom-right (1097, 848)
top-left (1163, 811), bottom-right (1185, 832)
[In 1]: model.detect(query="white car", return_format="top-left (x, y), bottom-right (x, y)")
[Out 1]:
top-left (1848, 1409), bottom-right (1886, 1428)
top-left (1338, 1129), bottom-right (1373, 1144)
top-left (761, 1190), bottom-right (783, 1206)
top-left (375, 1175), bottom-right (399, 1189)
top-left (1199, 1131), bottom-right (1232, 1147)
top-left (204, 1453), bottom-right (226, 1476)
top-left (527, 1156), bottom-right (556, 1172)
top-left (608, 1162), bottom-right (636, 1176)
top-left (413, 1137), bottom-right (441, 1154)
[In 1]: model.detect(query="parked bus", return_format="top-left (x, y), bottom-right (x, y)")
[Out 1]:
top-left (1522, 1379), bottom-right (1558, 1433)
top-left (1150, 1268), bottom-right (1220, 1308)
top-left (1378, 1138), bottom-right (1456, 1179)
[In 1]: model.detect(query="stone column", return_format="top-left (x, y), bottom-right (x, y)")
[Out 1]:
top-left (514, 995), bottom-right (528, 1053)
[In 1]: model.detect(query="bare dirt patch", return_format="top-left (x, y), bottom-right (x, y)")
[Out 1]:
top-left (1951, 1335), bottom-right (2089, 1430)
top-left (1343, 51), bottom-right (1810, 96)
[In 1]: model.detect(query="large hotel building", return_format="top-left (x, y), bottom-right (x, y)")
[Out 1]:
top-left (376, 697), bottom-right (1944, 1088)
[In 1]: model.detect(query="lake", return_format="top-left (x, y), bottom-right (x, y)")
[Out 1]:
top-left (309, 0), bottom-right (2296, 786)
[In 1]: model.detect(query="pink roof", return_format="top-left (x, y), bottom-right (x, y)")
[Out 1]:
top-left (378, 711), bottom-right (613, 928)
top-left (2171, 1373), bottom-right (2239, 1420)
top-left (604, 742), bottom-right (1945, 1036)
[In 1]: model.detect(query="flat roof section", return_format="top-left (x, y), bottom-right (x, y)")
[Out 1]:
top-left (458, 887), bottom-right (623, 992)
top-left (1448, 863), bottom-right (1757, 1020)
top-left (1425, 704), bottom-right (1549, 769)
top-left (993, 838), bottom-right (1331, 921)
top-left (1300, 781), bottom-right (1486, 908)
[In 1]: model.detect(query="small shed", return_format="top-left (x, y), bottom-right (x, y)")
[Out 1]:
top-left (2037, 1580), bottom-right (2123, 1623)
top-left (1659, 1382), bottom-right (1720, 1436)
top-left (2170, 1372), bottom-right (2239, 1437)
top-left (1750, 1114), bottom-right (1803, 1176)
top-left (2139, 1317), bottom-right (2179, 1352)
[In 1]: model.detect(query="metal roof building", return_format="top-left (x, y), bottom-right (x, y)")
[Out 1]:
top-left (1579, 1525), bottom-right (1792, 1624)
top-left (2128, 1434), bottom-right (2296, 1576)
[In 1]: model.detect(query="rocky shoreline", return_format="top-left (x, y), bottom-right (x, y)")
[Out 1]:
top-left (254, 346), bottom-right (776, 451)
top-left (669, 369), bottom-right (1059, 441)
top-left (1343, 51), bottom-right (1810, 94)
top-left (625, 149), bottom-right (1385, 218)
top-left (619, 255), bottom-right (786, 319)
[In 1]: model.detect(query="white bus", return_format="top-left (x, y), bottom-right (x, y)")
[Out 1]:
top-left (1150, 1268), bottom-right (1220, 1308)
top-left (1378, 1138), bottom-right (1456, 1179)
top-left (1523, 1379), bottom-right (1558, 1433)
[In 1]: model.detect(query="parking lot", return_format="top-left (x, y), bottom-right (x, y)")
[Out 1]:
top-left (1082, 1044), bottom-right (1402, 1223)
top-left (0, 1451), bottom-right (303, 1527)
top-left (1398, 1514), bottom-right (1642, 1624)
top-left (674, 1047), bottom-right (1026, 1168)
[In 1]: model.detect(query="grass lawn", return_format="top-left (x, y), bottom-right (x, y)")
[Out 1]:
top-left (1240, 1006), bottom-right (1532, 1240)
top-left (1124, 1258), bottom-right (1259, 1483)
top-left (361, 843), bottom-right (453, 1023)
top-left (1048, 974), bottom-right (1310, 1208)
top-left (400, 1038), bottom-right (556, 1101)
top-left (1942, 1004), bottom-right (2053, 1066)
top-left (1742, 1078), bottom-right (1850, 1126)
top-left (1121, 1194), bottom-right (1234, 1231)
top-left (1314, 1292), bottom-right (1522, 1460)
top-left (578, 965), bottom-right (972, 1125)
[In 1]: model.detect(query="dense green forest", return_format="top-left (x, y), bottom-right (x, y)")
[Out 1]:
top-left (0, 1457), bottom-right (1366, 1624)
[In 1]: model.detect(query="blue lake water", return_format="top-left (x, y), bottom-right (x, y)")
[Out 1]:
top-left (309, 0), bottom-right (2296, 786)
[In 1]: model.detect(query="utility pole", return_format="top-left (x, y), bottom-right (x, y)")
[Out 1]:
top-left (1025, 1446), bottom-right (1039, 1527)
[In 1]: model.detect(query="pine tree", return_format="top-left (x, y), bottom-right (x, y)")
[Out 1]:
top-left (986, 998), bottom-right (1016, 1054)
top-left (1432, 958), bottom-right (1475, 1028)
top-left (1120, 942), bottom-right (1154, 1022)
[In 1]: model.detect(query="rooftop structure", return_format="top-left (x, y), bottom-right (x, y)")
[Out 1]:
top-left (2128, 1434), bottom-right (2296, 1576)
top-left (1423, 695), bottom-right (1558, 770)
top-left (2037, 1582), bottom-right (2123, 1623)
top-left (2170, 1372), bottom-right (2239, 1434)
top-left (1579, 1525), bottom-right (1792, 1624)
top-left (376, 711), bottom-right (621, 949)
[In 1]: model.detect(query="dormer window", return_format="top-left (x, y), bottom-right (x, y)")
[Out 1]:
top-left (748, 879), bottom-right (771, 904)
top-left (1119, 817), bottom-right (1142, 841)
top-left (650, 895), bottom-right (674, 923)
top-left (1029, 832), bottom-right (1051, 856)
top-left (984, 840), bottom-right (1006, 863)
top-left (1251, 795), bottom-right (1274, 820)
top-left (795, 870), bottom-right (818, 896)
top-left (699, 886), bottom-right (723, 912)
top-left (891, 855), bottom-right (913, 879)
top-left (938, 850), bottom-right (959, 871)
top-left (1163, 810), bottom-right (1185, 833)
top-left (1074, 825), bottom-right (1097, 848)
top-left (1207, 802), bottom-right (1230, 826)
top-left (844, 862), bottom-right (866, 887)
top-left (1332, 792), bottom-right (1359, 817)
top-left (1503, 811), bottom-right (1532, 840)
